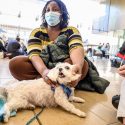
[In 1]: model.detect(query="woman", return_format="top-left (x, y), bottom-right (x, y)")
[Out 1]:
top-left (9, 0), bottom-right (88, 87)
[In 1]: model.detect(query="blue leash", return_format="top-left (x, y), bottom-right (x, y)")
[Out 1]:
top-left (26, 107), bottom-right (45, 125)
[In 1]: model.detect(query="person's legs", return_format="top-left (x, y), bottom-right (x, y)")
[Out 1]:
top-left (9, 56), bottom-right (40, 80)
top-left (101, 50), bottom-right (105, 57)
top-left (117, 80), bottom-right (125, 124)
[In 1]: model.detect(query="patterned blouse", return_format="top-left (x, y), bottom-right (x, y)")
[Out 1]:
top-left (27, 26), bottom-right (84, 59)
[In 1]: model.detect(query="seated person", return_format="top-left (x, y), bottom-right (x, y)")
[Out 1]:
top-left (0, 37), bottom-right (7, 53)
top-left (111, 41), bottom-right (125, 67)
top-left (0, 37), bottom-right (7, 58)
top-left (8, 0), bottom-right (110, 95)
top-left (6, 37), bottom-right (25, 59)
top-left (20, 42), bottom-right (27, 55)
top-left (9, 0), bottom-right (89, 86)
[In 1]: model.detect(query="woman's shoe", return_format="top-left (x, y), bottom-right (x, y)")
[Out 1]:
top-left (112, 95), bottom-right (120, 109)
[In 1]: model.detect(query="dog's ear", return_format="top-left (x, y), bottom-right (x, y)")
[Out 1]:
top-left (47, 68), bottom-right (58, 82)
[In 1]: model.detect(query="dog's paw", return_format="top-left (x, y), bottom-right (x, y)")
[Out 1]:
top-left (27, 104), bottom-right (36, 110)
top-left (3, 106), bottom-right (10, 123)
top-left (71, 97), bottom-right (85, 103)
top-left (3, 115), bottom-right (9, 123)
top-left (77, 112), bottom-right (86, 118)
top-left (78, 98), bottom-right (85, 103)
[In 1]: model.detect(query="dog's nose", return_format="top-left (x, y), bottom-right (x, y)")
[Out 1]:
top-left (59, 68), bottom-right (63, 72)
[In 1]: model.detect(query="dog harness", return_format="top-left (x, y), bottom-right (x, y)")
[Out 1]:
top-left (44, 76), bottom-right (72, 98)
top-left (51, 84), bottom-right (72, 98)
top-left (60, 84), bottom-right (72, 98)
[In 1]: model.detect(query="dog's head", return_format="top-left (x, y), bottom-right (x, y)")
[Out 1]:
top-left (47, 62), bottom-right (81, 85)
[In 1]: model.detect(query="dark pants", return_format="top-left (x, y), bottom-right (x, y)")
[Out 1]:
top-left (101, 50), bottom-right (105, 57)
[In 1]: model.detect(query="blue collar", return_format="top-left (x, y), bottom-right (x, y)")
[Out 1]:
top-left (51, 84), bottom-right (72, 98)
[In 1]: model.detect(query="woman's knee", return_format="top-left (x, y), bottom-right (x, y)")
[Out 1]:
top-left (9, 56), bottom-right (29, 79)
top-left (9, 56), bottom-right (40, 80)
top-left (9, 56), bottom-right (28, 72)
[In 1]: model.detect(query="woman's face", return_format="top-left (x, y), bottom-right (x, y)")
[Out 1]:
top-left (45, 1), bottom-right (61, 14)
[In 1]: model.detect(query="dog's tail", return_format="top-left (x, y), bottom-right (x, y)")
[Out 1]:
top-left (0, 87), bottom-right (8, 101)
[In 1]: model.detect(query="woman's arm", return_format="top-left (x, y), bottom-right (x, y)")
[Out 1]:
top-left (30, 55), bottom-right (49, 78)
top-left (69, 47), bottom-right (85, 87)
top-left (27, 27), bottom-right (50, 78)
top-left (66, 27), bottom-right (86, 87)
top-left (70, 47), bottom-right (84, 74)
top-left (30, 56), bottom-right (58, 86)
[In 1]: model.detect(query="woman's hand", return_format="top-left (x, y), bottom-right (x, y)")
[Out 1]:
top-left (42, 68), bottom-right (50, 79)
top-left (68, 80), bottom-right (79, 87)
top-left (72, 64), bottom-right (82, 74)
top-left (68, 64), bottom-right (82, 87)
top-left (42, 69), bottom-right (58, 87)
top-left (69, 47), bottom-right (84, 87)
top-left (118, 65), bottom-right (125, 77)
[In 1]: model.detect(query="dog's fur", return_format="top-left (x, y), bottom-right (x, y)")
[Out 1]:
top-left (0, 62), bottom-right (86, 122)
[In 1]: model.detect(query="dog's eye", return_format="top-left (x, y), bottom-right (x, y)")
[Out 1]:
top-left (65, 66), bottom-right (70, 70)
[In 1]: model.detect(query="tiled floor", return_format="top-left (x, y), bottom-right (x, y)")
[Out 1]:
top-left (0, 58), bottom-right (123, 125)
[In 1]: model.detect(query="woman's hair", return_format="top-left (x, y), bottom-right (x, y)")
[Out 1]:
top-left (41, 0), bottom-right (69, 29)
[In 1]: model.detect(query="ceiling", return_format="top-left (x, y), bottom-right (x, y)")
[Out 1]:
top-left (92, 0), bottom-right (107, 3)
top-left (0, 0), bottom-right (106, 29)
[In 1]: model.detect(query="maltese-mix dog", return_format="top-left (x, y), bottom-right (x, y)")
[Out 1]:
top-left (0, 62), bottom-right (86, 122)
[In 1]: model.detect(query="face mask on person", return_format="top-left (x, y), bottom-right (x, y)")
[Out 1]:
top-left (45, 11), bottom-right (61, 26)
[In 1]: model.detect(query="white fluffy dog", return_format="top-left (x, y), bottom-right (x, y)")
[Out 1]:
top-left (0, 62), bottom-right (86, 122)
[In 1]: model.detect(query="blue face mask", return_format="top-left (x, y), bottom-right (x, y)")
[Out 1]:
top-left (45, 11), bottom-right (61, 26)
